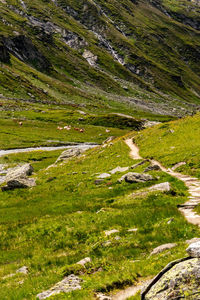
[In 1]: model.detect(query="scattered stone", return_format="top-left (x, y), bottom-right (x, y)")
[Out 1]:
top-left (109, 166), bottom-right (129, 174)
top-left (150, 243), bottom-right (177, 256)
top-left (103, 136), bottom-right (115, 144)
top-left (104, 229), bottom-right (119, 236)
top-left (119, 172), bottom-right (154, 184)
top-left (167, 218), bottom-right (174, 224)
top-left (187, 241), bottom-right (200, 257)
top-left (148, 182), bottom-right (170, 192)
top-left (97, 173), bottom-right (111, 179)
top-left (78, 110), bottom-right (86, 115)
top-left (171, 162), bottom-right (186, 171)
top-left (37, 274), bottom-right (82, 299)
top-left (16, 266), bottom-right (29, 274)
top-left (128, 228), bottom-right (138, 232)
top-left (56, 148), bottom-right (81, 162)
top-left (186, 237), bottom-right (200, 245)
top-left (114, 236), bottom-right (121, 241)
top-left (144, 164), bottom-right (161, 172)
top-left (76, 257), bottom-right (91, 266)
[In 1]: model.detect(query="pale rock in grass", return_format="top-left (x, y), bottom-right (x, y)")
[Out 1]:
top-left (97, 173), bottom-right (111, 179)
top-left (82, 49), bottom-right (97, 66)
top-left (150, 243), bottom-right (177, 255)
top-left (77, 257), bottom-right (91, 266)
top-left (187, 241), bottom-right (200, 257)
top-left (104, 229), bottom-right (119, 236)
top-left (148, 182), bottom-right (170, 192)
top-left (6, 163), bottom-right (34, 179)
top-left (103, 136), bottom-right (116, 144)
top-left (56, 148), bottom-right (81, 162)
top-left (109, 166), bottom-right (129, 174)
top-left (16, 266), bottom-right (29, 274)
top-left (128, 228), bottom-right (138, 232)
top-left (2, 177), bottom-right (36, 191)
top-left (171, 162), bottom-right (186, 171)
top-left (37, 274), bottom-right (82, 299)
top-left (186, 237), bottom-right (200, 245)
top-left (96, 293), bottom-right (111, 300)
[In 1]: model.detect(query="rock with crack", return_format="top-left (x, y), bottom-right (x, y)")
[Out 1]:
top-left (119, 172), bottom-right (154, 183)
top-left (142, 242), bottom-right (200, 299)
top-left (150, 243), bottom-right (177, 255)
top-left (37, 274), bottom-right (82, 299)
top-left (56, 148), bottom-right (81, 162)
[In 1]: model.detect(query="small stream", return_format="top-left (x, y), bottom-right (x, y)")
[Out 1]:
top-left (0, 143), bottom-right (97, 158)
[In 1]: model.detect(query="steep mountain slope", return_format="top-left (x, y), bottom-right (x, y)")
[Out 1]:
top-left (1, 0), bottom-right (200, 116)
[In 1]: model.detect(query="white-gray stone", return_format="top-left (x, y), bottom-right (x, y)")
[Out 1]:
top-left (150, 243), bottom-right (177, 255)
top-left (57, 148), bottom-right (81, 162)
top-left (187, 241), bottom-right (200, 257)
top-left (148, 182), bottom-right (170, 192)
top-left (97, 173), bottom-right (111, 179)
top-left (104, 229), bottom-right (119, 236)
top-left (76, 257), bottom-right (91, 266)
top-left (109, 166), bottom-right (129, 174)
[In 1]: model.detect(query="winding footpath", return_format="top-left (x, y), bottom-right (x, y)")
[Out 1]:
top-left (113, 138), bottom-right (200, 300)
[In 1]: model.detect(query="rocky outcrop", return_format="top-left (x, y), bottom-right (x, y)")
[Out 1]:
top-left (2, 35), bottom-right (51, 71)
top-left (142, 241), bottom-right (200, 299)
top-left (82, 49), bottom-right (98, 66)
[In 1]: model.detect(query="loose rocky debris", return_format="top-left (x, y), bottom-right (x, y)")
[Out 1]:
top-left (77, 257), bottom-right (91, 266)
top-left (150, 243), bottom-right (177, 255)
top-left (104, 229), bottom-right (119, 236)
top-left (119, 172), bottom-right (154, 184)
top-left (37, 274), bottom-right (82, 299)
top-left (142, 242), bottom-right (200, 299)
top-left (171, 161), bottom-right (186, 171)
top-left (1, 164), bottom-right (36, 191)
top-left (56, 148), bottom-right (81, 162)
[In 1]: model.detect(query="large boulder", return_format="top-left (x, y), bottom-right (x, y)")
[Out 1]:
top-left (2, 177), bottom-right (36, 191)
top-left (142, 241), bottom-right (200, 300)
top-left (5, 164), bottom-right (34, 180)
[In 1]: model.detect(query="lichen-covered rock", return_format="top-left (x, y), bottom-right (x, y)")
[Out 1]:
top-left (120, 172), bottom-right (154, 183)
top-left (144, 258), bottom-right (200, 299)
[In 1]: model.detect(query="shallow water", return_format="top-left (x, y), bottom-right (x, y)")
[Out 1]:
top-left (0, 143), bottom-right (97, 158)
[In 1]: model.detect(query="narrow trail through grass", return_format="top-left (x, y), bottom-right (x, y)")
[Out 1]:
top-left (126, 139), bottom-right (200, 227)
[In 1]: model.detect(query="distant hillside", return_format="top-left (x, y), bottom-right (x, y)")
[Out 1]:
top-left (1, 0), bottom-right (200, 116)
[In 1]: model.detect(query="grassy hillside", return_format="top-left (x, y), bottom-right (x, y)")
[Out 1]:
top-left (0, 131), bottom-right (199, 299)
top-left (0, 0), bottom-right (200, 117)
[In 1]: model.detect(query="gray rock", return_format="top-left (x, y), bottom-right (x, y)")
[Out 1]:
top-left (82, 49), bottom-right (97, 66)
top-left (16, 266), bottom-right (29, 274)
top-left (103, 136), bottom-right (116, 144)
top-left (94, 179), bottom-right (104, 185)
top-left (109, 166), bottom-right (129, 174)
top-left (150, 243), bottom-right (177, 255)
top-left (57, 148), bottom-right (81, 162)
top-left (97, 173), bottom-right (111, 179)
top-left (120, 172), bottom-right (154, 183)
top-left (186, 237), bottom-right (200, 245)
top-left (144, 164), bottom-right (161, 172)
top-left (187, 241), bottom-right (200, 257)
top-left (76, 257), bottom-right (91, 266)
top-left (2, 177), bottom-right (36, 191)
top-left (148, 182), bottom-right (170, 192)
top-left (96, 293), bottom-right (111, 300)
top-left (104, 229), bottom-right (119, 236)
top-left (37, 274), bottom-right (82, 299)
top-left (6, 163), bottom-right (34, 180)
top-left (143, 258), bottom-right (200, 300)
